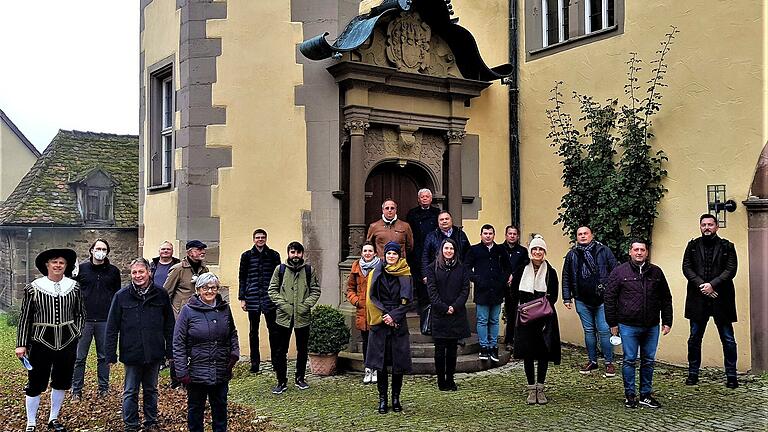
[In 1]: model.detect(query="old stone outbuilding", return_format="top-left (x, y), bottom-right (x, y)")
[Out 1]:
top-left (0, 130), bottom-right (139, 306)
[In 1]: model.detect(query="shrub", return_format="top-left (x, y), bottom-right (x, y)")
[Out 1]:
top-left (5, 304), bottom-right (21, 327)
top-left (308, 305), bottom-right (350, 354)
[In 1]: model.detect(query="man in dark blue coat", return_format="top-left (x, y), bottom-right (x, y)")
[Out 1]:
top-left (238, 228), bottom-right (281, 374)
top-left (465, 224), bottom-right (511, 362)
top-left (106, 258), bottom-right (174, 432)
top-left (421, 210), bottom-right (471, 283)
top-left (405, 188), bottom-right (441, 308)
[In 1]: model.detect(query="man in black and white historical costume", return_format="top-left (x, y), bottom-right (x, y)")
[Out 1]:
top-left (16, 248), bottom-right (84, 432)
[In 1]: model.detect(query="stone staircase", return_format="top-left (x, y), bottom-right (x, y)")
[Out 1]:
top-left (338, 309), bottom-right (511, 375)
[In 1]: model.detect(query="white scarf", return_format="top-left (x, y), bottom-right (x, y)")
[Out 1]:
top-left (32, 276), bottom-right (76, 297)
top-left (518, 261), bottom-right (548, 294)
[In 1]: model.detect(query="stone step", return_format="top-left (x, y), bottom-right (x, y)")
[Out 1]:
top-left (338, 347), bottom-right (511, 375)
top-left (354, 334), bottom-right (481, 357)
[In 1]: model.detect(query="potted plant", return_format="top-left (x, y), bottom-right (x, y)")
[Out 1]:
top-left (308, 305), bottom-right (351, 376)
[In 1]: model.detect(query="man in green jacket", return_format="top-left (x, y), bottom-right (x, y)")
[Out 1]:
top-left (268, 241), bottom-right (321, 394)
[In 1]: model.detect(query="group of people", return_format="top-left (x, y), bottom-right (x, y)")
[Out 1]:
top-left (14, 187), bottom-right (740, 430)
top-left (347, 191), bottom-right (740, 412)
top-left (15, 240), bottom-right (238, 432)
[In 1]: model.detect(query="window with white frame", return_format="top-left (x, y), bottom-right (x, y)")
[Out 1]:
top-left (149, 64), bottom-right (173, 188)
top-left (161, 76), bottom-right (173, 185)
top-left (529, 0), bottom-right (622, 55)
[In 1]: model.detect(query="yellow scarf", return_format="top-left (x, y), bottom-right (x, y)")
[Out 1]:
top-left (366, 258), bottom-right (411, 325)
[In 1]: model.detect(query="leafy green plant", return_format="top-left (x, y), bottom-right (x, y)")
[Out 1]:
top-left (546, 27), bottom-right (678, 260)
top-left (5, 304), bottom-right (21, 327)
top-left (308, 305), bottom-right (350, 354)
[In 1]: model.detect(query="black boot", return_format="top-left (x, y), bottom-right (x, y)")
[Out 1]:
top-left (391, 373), bottom-right (403, 412)
top-left (378, 395), bottom-right (389, 414)
top-left (377, 369), bottom-right (389, 414)
top-left (446, 341), bottom-right (458, 391)
top-left (391, 393), bottom-right (402, 412)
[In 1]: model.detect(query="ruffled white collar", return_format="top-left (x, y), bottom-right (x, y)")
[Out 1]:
top-left (32, 276), bottom-right (76, 296)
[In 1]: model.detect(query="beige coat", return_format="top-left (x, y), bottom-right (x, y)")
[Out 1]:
top-left (164, 257), bottom-right (209, 316)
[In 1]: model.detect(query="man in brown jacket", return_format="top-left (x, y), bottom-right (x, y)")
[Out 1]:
top-left (366, 199), bottom-right (414, 259)
top-left (164, 240), bottom-right (210, 316)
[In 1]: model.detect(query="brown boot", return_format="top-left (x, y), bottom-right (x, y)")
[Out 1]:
top-left (536, 383), bottom-right (548, 404)
top-left (526, 384), bottom-right (537, 405)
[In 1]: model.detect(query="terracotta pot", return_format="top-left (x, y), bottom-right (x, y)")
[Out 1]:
top-left (309, 353), bottom-right (338, 376)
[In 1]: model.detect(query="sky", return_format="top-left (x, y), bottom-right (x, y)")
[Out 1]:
top-left (0, 1), bottom-right (139, 151)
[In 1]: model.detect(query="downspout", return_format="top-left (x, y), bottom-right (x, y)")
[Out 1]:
top-left (25, 228), bottom-right (31, 285)
top-left (508, 0), bottom-right (521, 225)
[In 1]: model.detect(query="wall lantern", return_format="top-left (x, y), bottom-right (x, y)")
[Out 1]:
top-left (707, 184), bottom-right (737, 228)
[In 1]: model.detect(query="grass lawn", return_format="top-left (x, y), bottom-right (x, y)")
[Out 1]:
top-left (2, 313), bottom-right (766, 431)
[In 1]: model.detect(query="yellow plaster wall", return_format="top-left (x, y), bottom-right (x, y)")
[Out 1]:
top-left (140, 0), bottom-right (180, 256)
top-left (206, 3), bottom-right (309, 356)
top-left (518, 0), bottom-right (762, 369)
top-left (0, 121), bottom-right (37, 201)
top-left (451, 1), bottom-right (512, 238)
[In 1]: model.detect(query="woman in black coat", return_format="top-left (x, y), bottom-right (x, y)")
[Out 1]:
top-left (425, 238), bottom-right (471, 391)
top-left (510, 235), bottom-right (561, 405)
top-left (365, 242), bottom-right (413, 414)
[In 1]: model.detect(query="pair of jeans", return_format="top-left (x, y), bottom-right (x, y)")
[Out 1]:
top-left (476, 303), bottom-right (502, 348)
top-left (247, 309), bottom-right (279, 370)
top-left (575, 300), bottom-right (614, 364)
top-left (71, 321), bottom-right (109, 393)
top-left (618, 324), bottom-right (659, 397)
top-left (687, 318), bottom-right (737, 378)
top-left (272, 324), bottom-right (309, 384)
top-left (187, 382), bottom-right (228, 432)
top-left (122, 362), bottom-right (161, 429)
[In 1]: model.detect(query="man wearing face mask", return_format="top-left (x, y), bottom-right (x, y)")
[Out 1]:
top-left (268, 242), bottom-right (321, 395)
top-left (71, 238), bottom-right (122, 400)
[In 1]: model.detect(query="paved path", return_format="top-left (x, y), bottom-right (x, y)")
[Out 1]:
top-left (228, 346), bottom-right (768, 432)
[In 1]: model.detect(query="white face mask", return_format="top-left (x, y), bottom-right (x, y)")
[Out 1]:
top-left (93, 250), bottom-right (107, 261)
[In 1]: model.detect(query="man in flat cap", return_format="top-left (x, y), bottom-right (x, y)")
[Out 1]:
top-left (164, 239), bottom-right (209, 388)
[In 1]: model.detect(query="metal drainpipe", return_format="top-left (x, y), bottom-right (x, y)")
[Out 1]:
top-left (508, 0), bottom-right (521, 225)
top-left (25, 228), bottom-right (31, 285)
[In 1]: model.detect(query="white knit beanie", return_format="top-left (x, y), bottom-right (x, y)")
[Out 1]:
top-left (528, 234), bottom-right (547, 253)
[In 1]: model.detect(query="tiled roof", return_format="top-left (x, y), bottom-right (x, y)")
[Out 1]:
top-left (0, 130), bottom-right (139, 227)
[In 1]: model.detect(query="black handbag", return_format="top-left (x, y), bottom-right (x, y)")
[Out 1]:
top-left (420, 304), bottom-right (432, 335)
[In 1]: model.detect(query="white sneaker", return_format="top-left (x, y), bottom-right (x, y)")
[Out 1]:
top-left (363, 368), bottom-right (372, 384)
top-left (371, 369), bottom-right (378, 384)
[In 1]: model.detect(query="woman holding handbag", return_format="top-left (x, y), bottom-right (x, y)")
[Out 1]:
top-left (425, 238), bottom-right (471, 391)
top-left (509, 235), bottom-right (561, 405)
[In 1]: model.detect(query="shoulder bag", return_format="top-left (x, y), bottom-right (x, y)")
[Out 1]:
top-left (517, 296), bottom-right (553, 325)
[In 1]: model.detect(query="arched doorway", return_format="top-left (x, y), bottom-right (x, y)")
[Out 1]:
top-left (365, 162), bottom-right (434, 225)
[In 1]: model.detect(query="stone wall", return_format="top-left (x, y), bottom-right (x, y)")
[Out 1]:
top-left (0, 227), bottom-right (138, 307)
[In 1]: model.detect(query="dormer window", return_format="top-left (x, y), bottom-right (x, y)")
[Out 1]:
top-left (70, 168), bottom-right (117, 225)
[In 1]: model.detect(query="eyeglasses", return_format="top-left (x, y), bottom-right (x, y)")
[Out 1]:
top-left (200, 286), bottom-right (219, 292)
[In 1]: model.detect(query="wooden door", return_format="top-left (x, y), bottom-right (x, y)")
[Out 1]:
top-left (365, 162), bottom-right (433, 225)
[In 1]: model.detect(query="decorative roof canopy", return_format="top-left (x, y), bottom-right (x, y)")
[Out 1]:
top-left (299, 0), bottom-right (512, 82)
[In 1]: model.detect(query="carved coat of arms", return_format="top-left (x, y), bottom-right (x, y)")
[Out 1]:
top-left (386, 12), bottom-right (431, 73)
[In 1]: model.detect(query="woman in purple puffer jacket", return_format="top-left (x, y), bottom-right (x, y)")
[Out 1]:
top-left (173, 272), bottom-right (239, 432)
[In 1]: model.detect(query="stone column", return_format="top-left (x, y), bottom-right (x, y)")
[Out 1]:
top-left (744, 197), bottom-right (768, 372)
top-left (345, 118), bottom-right (369, 258)
top-left (446, 129), bottom-right (466, 225)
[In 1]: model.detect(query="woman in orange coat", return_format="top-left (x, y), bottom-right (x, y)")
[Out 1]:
top-left (347, 241), bottom-right (380, 384)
